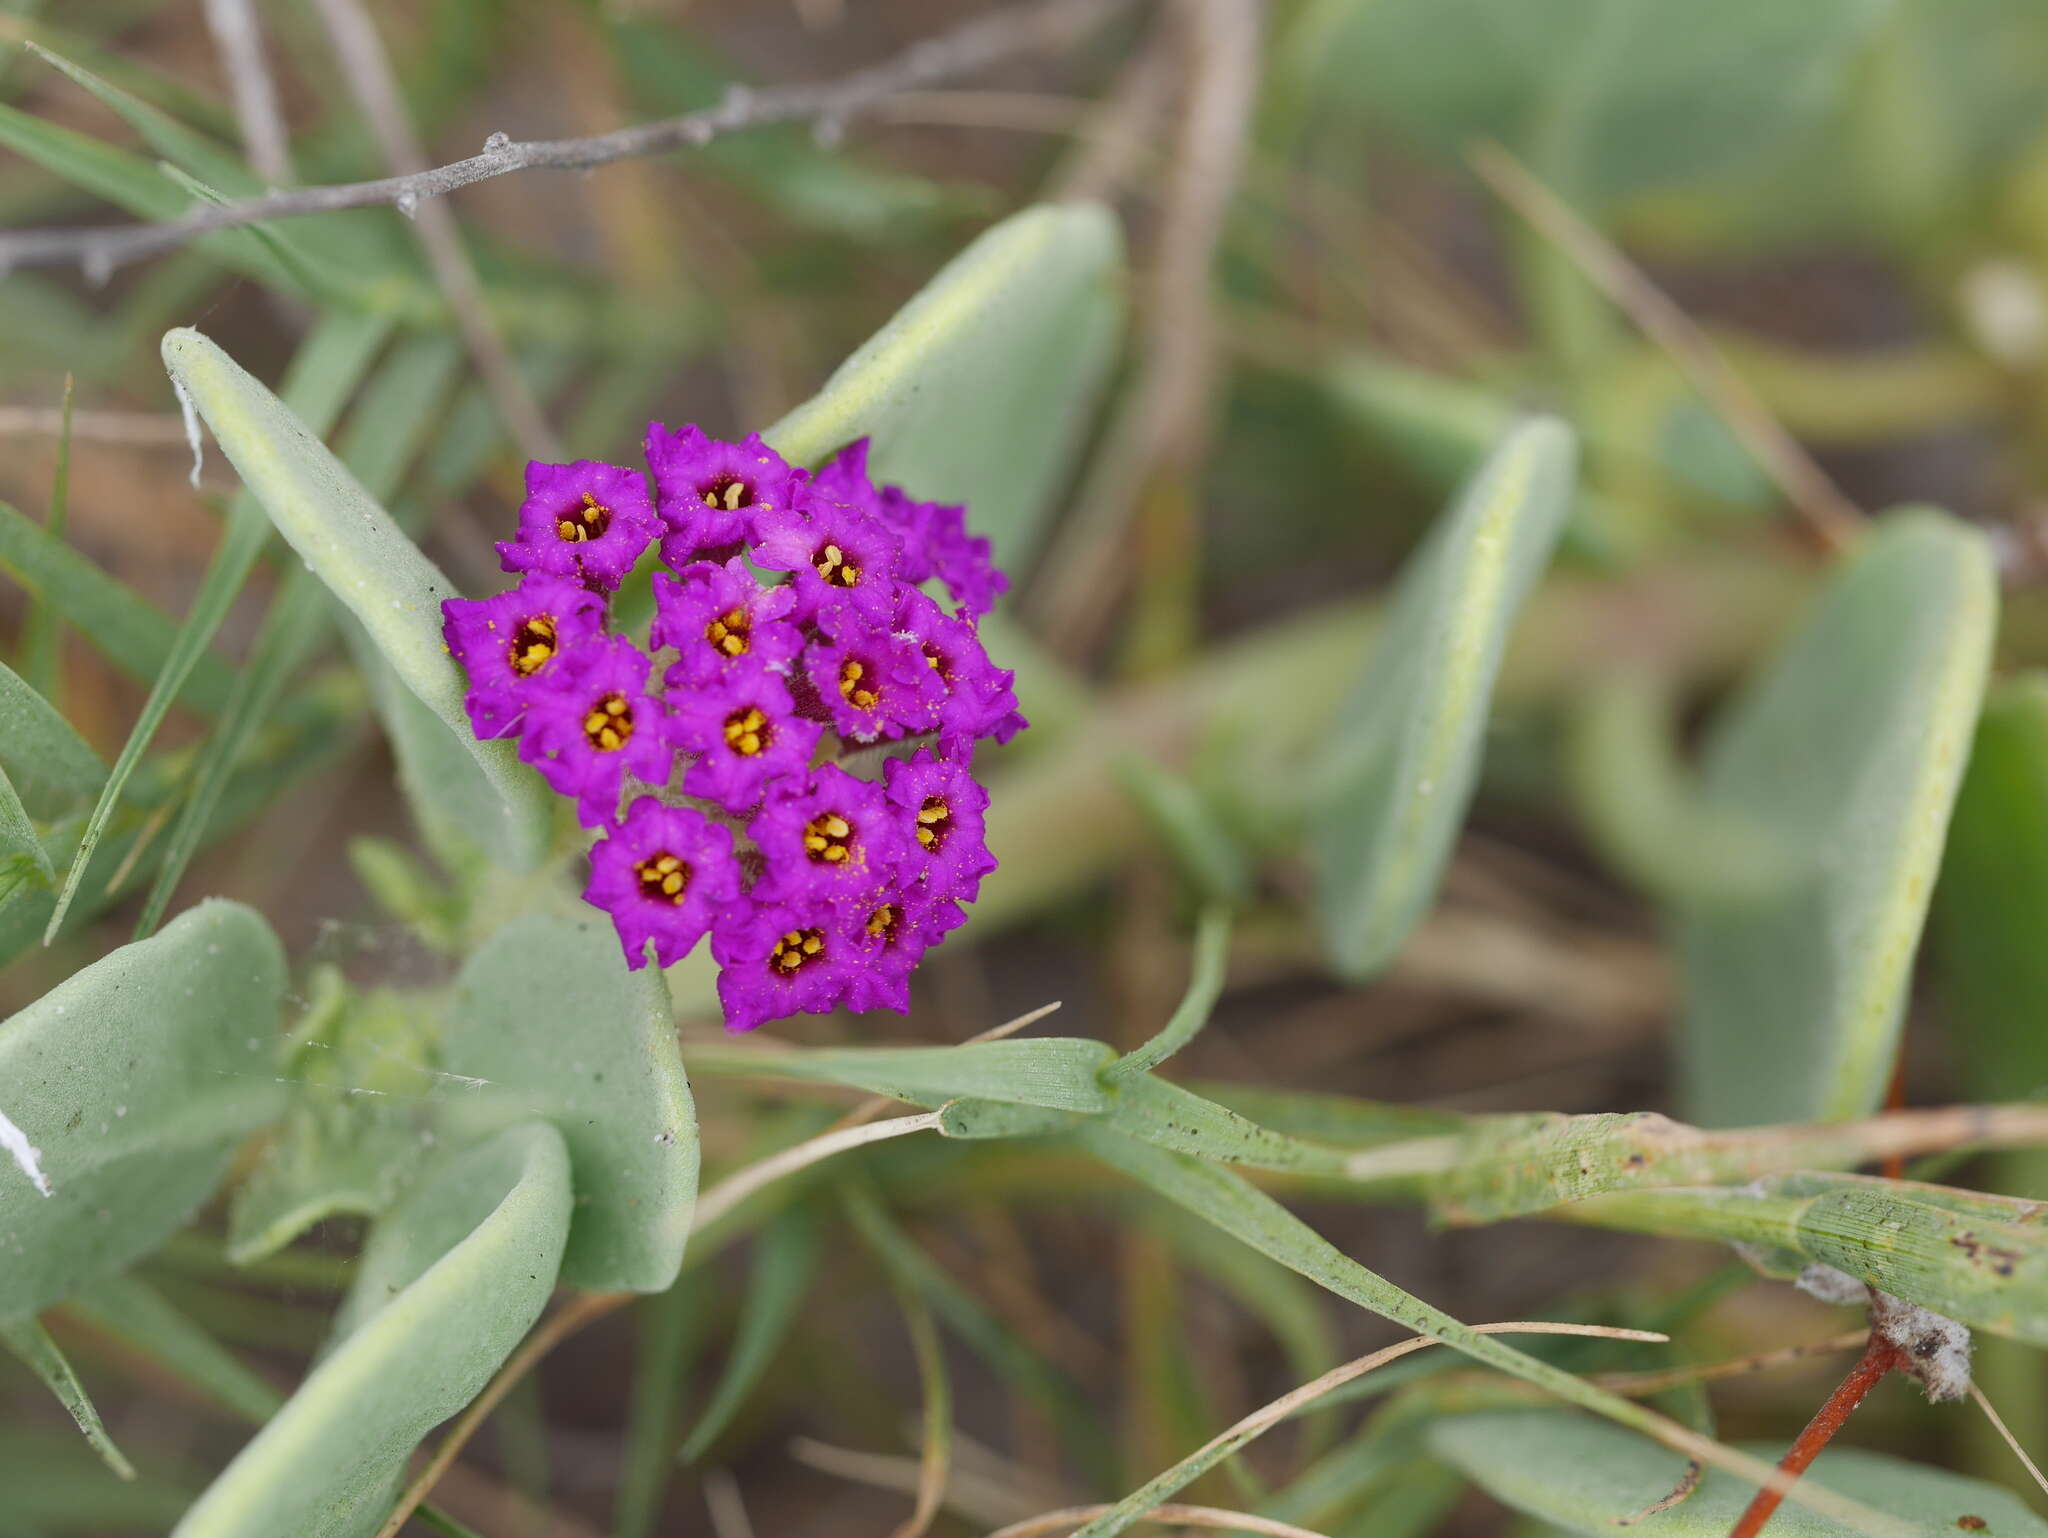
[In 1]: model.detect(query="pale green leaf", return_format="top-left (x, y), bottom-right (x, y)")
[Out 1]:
top-left (137, 334), bottom-right (465, 936)
top-left (439, 911), bottom-right (698, 1293)
top-left (0, 901), bottom-right (287, 1321)
top-left (688, 1036), bottom-right (1117, 1114)
top-left (0, 660), bottom-right (103, 818)
top-left (159, 325), bottom-right (553, 870)
top-left (1288, 0), bottom-right (1894, 206)
top-left (1430, 1409), bottom-right (2048, 1536)
top-left (175, 1122), bottom-right (573, 1538)
top-left (47, 309), bottom-right (393, 942)
top-left (765, 202), bottom-right (1125, 567)
top-left (1932, 674), bottom-right (2048, 1101)
top-left (0, 765), bottom-right (53, 907)
top-left (1677, 511), bottom-right (1997, 1125)
top-left (0, 1315), bottom-right (134, 1479)
top-left (1310, 418), bottom-right (1577, 979)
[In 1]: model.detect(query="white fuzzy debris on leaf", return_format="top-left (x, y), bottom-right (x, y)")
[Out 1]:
top-left (0, 1106), bottom-right (53, 1197)
top-left (1870, 1289), bottom-right (1974, 1403)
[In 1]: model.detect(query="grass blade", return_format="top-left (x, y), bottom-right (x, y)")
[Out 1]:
top-left (678, 1206), bottom-right (821, 1464)
top-left (18, 372), bottom-right (72, 695)
top-left (0, 1316), bottom-right (135, 1480)
top-left (61, 1275), bottom-right (283, 1426)
top-left (0, 501), bottom-right (237, 712)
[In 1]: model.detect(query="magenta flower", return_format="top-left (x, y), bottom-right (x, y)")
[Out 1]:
top-left (497, 459), bottom-right (658, 591)
top-left (452, 420), bottom-right (1025, 1027)
top-left (890, 588), bottom-right (1027, 755)
top-left (750, 763), bottom-right (912, 905)
top-left (669, 662), bottom-right (822, 814)
top-left (646, 423), bottom-right (805, 562)
top-left (711, 899), bottom-right (863, 1032)
top-left (884, 749), bottom-right (997, 903)
top-left (441, 575), bottom-right (607, 739)
top-left (585, 798), bottom-right (744, 969)
top-left (802, 625), bottom-right (943, 742)
top-left (842, 889), bottom-right (966, 1015)
top-left (879, 485), bottom-right (1007, 618)
top-left (517, 637), bottom-right (672, 827)
top-left (751, 500), bottom-right (904, 628)
top-left (651, 558), bottom-right (802, 685)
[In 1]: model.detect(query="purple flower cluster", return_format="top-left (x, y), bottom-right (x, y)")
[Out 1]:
top-left (441, 426), bottom-right (1017, 1031)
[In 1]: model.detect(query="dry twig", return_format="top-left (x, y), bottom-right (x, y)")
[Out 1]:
top-left (0, 0), bottom-right (1126, 276)
top-left (1469, 141), bottom-right (1863, 554)
top-left (201, 0), bottom-right (293, 185)
top-left (307, 0), bottom-right (559, 460)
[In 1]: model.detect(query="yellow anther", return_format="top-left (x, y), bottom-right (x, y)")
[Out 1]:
top-left (916, 797), bottom-right (950, 851)
top-left (558, 490), bottom-right (611, 544)
top-left (508, 614), bottom-right (558, 677)
top-left (707, 609), bottom-right (750, 657)
top-left (802, 810), bottom-right (857, 865)
top-left (771, 927), bottom-right (825, 972)
top-left (837, 659), bottom-right (879, 710)
top-left (866, 905), bottom-right (899, 940)
top-left (724, 706), bottom-right (770, 756)
top-left (814, 542), bottom-right (861, 587)
top-left (634, 852), bottom-right (691, 905)
top-left (583, 693), bottom-right (634, 752)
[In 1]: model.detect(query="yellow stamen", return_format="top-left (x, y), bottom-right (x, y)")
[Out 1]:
top-left (634, 852), bottom-right (690, 905)
top-left (916, 797), bottom-right (950, 852)
top-left (771, 927), bottom-right (826, 972)
top-left (557, 490), bottom-right (611, 544)
top-left (723, 707), bottom-right (770, 757)
top-left (803, 810), bottom-right (857, 866)
top-left (583, 692), bottom-right (633, 752)
top-left (814, 541), bottom-right (861, 587)
top-left (508, 614), bottom-right (558, 677)
top-left (837, 659), bottom-right (879, 711)
top-left (706, 608), bottom-right (750, 657)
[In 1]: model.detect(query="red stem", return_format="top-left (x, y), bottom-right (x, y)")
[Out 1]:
top-left (1726, 1333), bottom-right (1903, 1538)
top-left (1881, 1053), bottom-right (1908, 1181)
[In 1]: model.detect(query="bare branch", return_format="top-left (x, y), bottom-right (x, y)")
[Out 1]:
top-left (0, 0), bottom-right (1128, 277)
top-left (1468, 140), bottom-right (1865, 555)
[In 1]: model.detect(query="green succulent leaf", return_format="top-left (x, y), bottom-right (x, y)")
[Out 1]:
top-left (765, 202), bottom-right (1126, 568)
top-left (1677, 510), bottom-right (1996, 1125)
top-left (0, 660), bottom-right (104, 819)
top-left (174, 1121), bottom-right (572, 1538)
top-left (438, 911), bottom-right (699, 1293)
top-left (1288, 0), bottom-right (1894, 207)
top-left (0, 765), bottom-right (54, 908)
top-left (0, 901), bottom-right (287, 1322)
top-left (1932, 673), bottom-right (2048, 1102)
top-left (1430, 1409), bottom-right (2048, 1536)
top-left (1310, 417), bottom-right (1577, 980)
top-left (158, 326), bottom-right (552, 871)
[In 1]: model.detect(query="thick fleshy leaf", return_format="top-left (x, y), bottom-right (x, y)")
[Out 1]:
top-left (438, 911), bottom-right (698, 1292)
top-left (227, 981), bottom-right (442, 1265)
top-left (0, 901), bottom-right (286, 1321)
top-left (765, 202), bottom-right (1125, 568)
top-left (0, 660), bottom-right (104, 819)
top-left (1932, 674), bottom-right (2048, 1101)
top-left (174, 1122), bottom-right (572, 1538)
top-left (1288, 0), bottom-right (1893, 206)
top-left (0, 1316), bottom-right (134, 1478)
top-left (1430, 1410), bottom-right (2048, 1536)
top-left (1309, 417), bottom-right (1576, 979)
top-left (1677, 511), bottom-right (1996, 1125)
top-left (159, 326), bottom-right (552, 870)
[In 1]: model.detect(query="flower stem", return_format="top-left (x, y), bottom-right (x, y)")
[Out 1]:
top-left (1726, 1332), bottom-right (1903, 1538)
